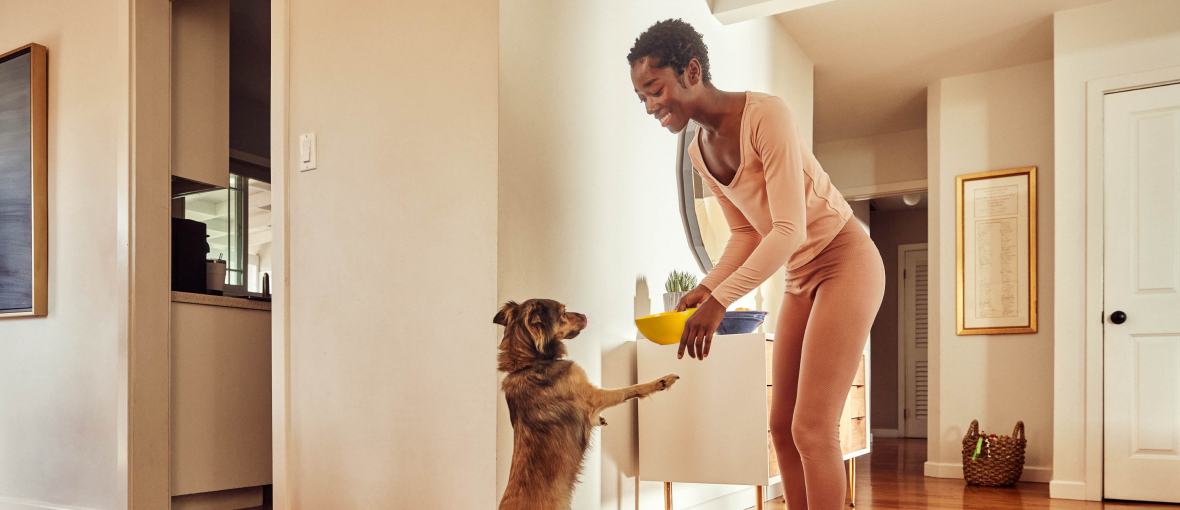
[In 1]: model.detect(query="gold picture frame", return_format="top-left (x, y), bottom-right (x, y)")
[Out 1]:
top-left (0, 43), bottom-right (48, 319)
top-left (956, 166), bottom-right (1036, 335)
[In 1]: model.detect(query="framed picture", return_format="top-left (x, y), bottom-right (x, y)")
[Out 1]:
top-left (0, 43), bottom-right (48, 318)
top-left (956, 166), bottom-right (1036, 335)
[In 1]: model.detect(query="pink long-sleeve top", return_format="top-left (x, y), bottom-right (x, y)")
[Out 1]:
top-left (690, 92), bottom-right (853, 308)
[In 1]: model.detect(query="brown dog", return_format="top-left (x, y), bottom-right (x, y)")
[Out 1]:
top-left (495, 299), bottom-right (679, 510)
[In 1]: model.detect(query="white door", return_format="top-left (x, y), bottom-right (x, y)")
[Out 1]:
top-left (1103, 82), bottom-right (1180, 504)
top-left (900, 246), bottom-right (929, 438)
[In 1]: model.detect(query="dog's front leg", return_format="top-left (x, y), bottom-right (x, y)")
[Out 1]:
top-left (590, 374), bottom-right (679, 417)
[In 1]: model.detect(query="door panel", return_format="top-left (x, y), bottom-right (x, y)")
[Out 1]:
top-left (902, 248), bottom-right (929, 438)
top-left (1104, 82), bottom-right (1180, 504)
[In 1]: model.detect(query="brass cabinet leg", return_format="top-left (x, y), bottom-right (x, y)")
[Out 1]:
top-left (755, 485), bottom-right (764, 510)
top-left (848, 458), bottom-right (857, 507)
top-left (664, 482), bottom-right (673, 510)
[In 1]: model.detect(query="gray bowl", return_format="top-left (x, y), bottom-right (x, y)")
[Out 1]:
top-left (716, 310), bottom-right (768, 335)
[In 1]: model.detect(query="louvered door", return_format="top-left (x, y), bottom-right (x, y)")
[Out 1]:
top-left (902, 247), bottom-right (929, 438)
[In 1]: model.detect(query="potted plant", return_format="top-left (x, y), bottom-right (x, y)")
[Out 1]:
top-left (663, 270), bottom-right (698, 313)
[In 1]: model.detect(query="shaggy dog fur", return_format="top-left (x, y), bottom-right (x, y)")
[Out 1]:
top-left (495, 299), bottom-right (679, 510)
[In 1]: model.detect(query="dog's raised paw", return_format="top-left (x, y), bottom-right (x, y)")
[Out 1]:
top-left (599, 417), bottom-right (608, 426)
top-left (658, 374), bottom-right (680, 390)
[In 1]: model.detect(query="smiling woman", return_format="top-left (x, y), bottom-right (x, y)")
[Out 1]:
top-left (628, 19), bottom-right (885, 510)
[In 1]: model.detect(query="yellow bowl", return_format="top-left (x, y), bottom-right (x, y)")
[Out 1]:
top-left (635, 308), bottom-right (697, 345)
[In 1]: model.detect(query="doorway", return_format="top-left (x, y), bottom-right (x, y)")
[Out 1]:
top-left (851, 192), bottom-right (929, 440)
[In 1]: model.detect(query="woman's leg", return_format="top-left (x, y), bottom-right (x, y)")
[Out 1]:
top-left (769, 290), bottom-right (812, 510)
top-left (790, 249), bottom-right (884, 509)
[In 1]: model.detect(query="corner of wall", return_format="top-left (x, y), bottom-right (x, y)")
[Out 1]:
top-left (924, 79), bottom-right (943, 473)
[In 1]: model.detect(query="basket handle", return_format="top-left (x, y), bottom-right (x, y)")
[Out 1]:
top-left (1013, 421), bottom-right (1025, 441)
top-left (967, 420), bottom-right (980, 440)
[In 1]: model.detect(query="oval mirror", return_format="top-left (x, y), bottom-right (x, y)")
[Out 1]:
top-left (676, 120), bottom-right (731, 274)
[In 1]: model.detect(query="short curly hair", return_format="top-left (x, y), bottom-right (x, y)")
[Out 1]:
top-left (627, 19), bottom-right (712, 85)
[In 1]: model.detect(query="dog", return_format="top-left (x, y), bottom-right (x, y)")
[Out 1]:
top-left (495, 299), bottom-right (679, 510)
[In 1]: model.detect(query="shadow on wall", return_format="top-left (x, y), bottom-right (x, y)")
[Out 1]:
top-left (595, 276), bottom-right (653, 508)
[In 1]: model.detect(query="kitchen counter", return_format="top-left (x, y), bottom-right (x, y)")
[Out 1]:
top-left (171, 291), bottom-right (271, 311)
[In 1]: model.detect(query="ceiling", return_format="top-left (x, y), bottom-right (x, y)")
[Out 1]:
top-left (774, 0), bottom-right (1110, 143)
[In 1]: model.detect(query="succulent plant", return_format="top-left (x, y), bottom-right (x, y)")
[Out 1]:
top-left (665, 270), bottom-right (699, 293)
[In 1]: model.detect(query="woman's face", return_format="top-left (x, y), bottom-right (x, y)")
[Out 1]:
top-left (631, 57), bottom-right (698, 134)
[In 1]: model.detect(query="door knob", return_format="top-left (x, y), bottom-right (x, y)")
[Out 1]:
top-left (1110, 311), bottom-right (1127, 325)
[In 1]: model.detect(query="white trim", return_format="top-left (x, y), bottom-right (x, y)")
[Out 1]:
top-left (1080, 65), bottom-right (1180, 503)
top-left (872, 428), bottom-right (900, 438)
top-left (840, 179), bottom-right (928, 201)
top-left (0, 497), bottom-right (97, 510)
top-left (896, 243), bottom-right (928, 438)
top-left (229, 148), bottom-right (270, 168)
top-left (1050, 481), bottom-right (1089, 501)
top-left (270, 0), bottom-right (292, 509)
top-left (682, 482), bottom-right (783, 510)
top-left (923, 463), bottom-right (1053, 484)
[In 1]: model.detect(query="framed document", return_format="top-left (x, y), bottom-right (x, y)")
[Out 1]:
top-left (956, 167), bottom-right (1036, 335)
top-left (0, 44), bottom-right (48, 318)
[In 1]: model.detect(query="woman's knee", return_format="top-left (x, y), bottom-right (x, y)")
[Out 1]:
top-left (790, 415), bottom-right (836, 454)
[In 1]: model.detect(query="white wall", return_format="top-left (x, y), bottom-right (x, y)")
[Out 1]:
top-left (498, 3), bottom-right (812, 509)
top-left (0, 2), bottom-right (124, 509)
top-left (815, 128), bottom-right (927, 193)
top-left (284, 0), bottom-right (499, 508)
top-left (926, 60), bottom-right (1055, 482)
top-left (1052, 0), bottom-right (1180, 499)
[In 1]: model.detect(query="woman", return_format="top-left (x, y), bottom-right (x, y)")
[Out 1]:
top-left (628, 19), bottom-right (885, 509)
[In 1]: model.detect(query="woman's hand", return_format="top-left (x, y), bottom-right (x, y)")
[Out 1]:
top-left (675, 285), bottom-right (712, 312)
top-left (679, 296), bottom-right (725, 360)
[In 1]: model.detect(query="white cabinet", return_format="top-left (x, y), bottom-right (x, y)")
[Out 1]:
top-left (637, 333), bottom-right (869, 488)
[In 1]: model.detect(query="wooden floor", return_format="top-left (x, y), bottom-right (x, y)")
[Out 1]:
top-left (754, 438), bottom-right (1173, 510)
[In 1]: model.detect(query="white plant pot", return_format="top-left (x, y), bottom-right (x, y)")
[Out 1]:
top-left (663, 291), bottom-right (689, 313)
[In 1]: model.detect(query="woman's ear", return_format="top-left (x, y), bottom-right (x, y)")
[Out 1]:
top-left (493, 301), bottom-right (520, 326)
top-left (685, 58), bottom-right (701, 87)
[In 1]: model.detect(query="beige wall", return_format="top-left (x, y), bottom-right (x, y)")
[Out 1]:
top-left (816, 128), bottom-right (927, 193)
top-left (284, 0), bottom-right (499, 508)
top-left (1052, 0), bottom-right (1180, 498)
top-left (927, 60), bottom-right (1055, 482)
top-left (867, 208), bottom-right (927, 432)
top-left (0, 1), bottom-right (124, 509)
top-left (498, 3), bottom-right (812, 509)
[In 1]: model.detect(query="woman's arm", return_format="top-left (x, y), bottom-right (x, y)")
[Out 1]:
top-left (708, 97), bottom-right (808, 308)
top-left (697, 179), bottom-right (761, 293)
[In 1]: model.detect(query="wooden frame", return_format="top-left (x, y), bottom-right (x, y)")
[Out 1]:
top-left (0, 43), bottom-right (47, 319)
top-left (955, 166), bottom-right (1037, 335)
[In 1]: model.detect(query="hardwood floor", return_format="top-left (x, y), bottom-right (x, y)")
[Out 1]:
top-left (755, 438), bottom-right (1172, 509)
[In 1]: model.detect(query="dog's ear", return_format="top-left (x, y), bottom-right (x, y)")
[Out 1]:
top-left (493, 301), bottom-right (519, 326)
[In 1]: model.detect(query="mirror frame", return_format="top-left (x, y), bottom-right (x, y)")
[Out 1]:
top-left (675, 120), bottom-right (714, 274)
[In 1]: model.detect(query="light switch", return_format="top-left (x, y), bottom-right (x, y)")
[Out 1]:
top-left (299, 132), bottom-right (317, 171)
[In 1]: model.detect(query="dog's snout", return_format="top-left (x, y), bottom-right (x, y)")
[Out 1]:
top-left (575, 313), bottom-right (588, 327)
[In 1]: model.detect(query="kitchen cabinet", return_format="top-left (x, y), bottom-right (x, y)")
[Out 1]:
top-left (172, 0), bottom-right (230, 189)
top-left (171, 295), bottom-right (271, 500)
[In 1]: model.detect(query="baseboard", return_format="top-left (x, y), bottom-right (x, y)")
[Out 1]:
top-left (1050, 480), bottom-right (1089, 500)
top-left (684, 482), bottom-right (783, 510)
top-left (871, 428), bottom-right (900, 438)
top-left (0, 497), bottom-right (96, 510)
top-left (923, 462), bottom-right (1051, 483)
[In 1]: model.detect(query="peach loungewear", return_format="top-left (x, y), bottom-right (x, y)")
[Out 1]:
top-left (689, 92), bottom-right (885, 510)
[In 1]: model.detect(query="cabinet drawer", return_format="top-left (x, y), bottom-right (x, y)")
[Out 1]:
top-left (853, 354), bottom-right (866, 386)
top-left (768, 432), bottom-right (779, 478)
top-left (766, 340), bottom-right (775, 385)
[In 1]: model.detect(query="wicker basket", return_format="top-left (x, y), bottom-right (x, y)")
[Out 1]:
top-left (962, 420), bottom-right (1026, 487)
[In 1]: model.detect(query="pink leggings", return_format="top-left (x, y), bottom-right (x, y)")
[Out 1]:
top-left (770, 220), bottom-right (884, 510)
